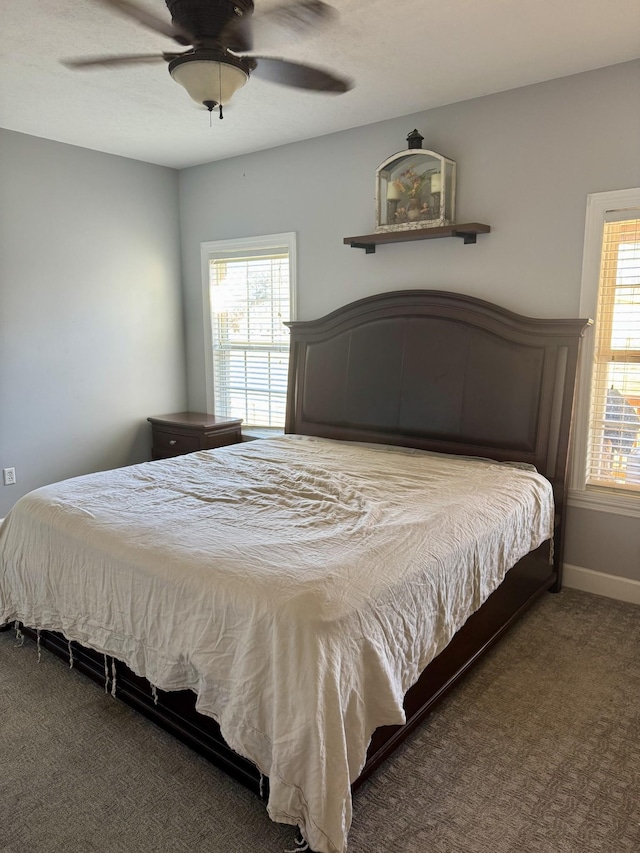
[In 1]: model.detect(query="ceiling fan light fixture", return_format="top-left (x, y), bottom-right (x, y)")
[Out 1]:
top-left (168, 52), bottom-right (249, 108)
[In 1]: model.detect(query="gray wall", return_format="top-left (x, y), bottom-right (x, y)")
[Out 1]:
top-left (178, 60), bottom-right (640, 583)
top-left (0, 130), bottom-right (186, 518)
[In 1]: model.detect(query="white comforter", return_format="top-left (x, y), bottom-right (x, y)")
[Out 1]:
top-left (0, 435), bottom-right (553, 852)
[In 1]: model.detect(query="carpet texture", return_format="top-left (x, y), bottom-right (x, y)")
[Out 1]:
top-left (1, 588), bottom-right (639, 853)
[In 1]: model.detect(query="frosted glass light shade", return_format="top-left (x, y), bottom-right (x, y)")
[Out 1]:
top-left (170, 59), bottom-right (248, 106)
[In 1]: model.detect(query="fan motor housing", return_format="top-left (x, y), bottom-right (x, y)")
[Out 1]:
top-left (165, 0), bottom-right (254, 44)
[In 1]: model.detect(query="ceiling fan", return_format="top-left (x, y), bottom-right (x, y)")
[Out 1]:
top-left (63, 0), bottom-right (353, 117)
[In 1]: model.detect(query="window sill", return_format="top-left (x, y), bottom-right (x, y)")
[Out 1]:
top-left (242, 428), bottom-right (284, 441)
top-left (567, 487), bottom-right (640, 519)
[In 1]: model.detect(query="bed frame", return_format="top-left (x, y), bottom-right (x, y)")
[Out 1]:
top-left (19, 290), bottom-right (590, 810)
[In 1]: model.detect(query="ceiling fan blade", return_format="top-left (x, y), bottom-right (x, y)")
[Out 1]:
top-left (249, 56), bottom-right (352, 93)
top-left (256, 0), bottom-right (337, 34)
top-left (90, 0), bottom-right (193, 45)
top-left (223, 1), bottom-right (337, 53)
top-left (62, 53), bottom-right (171, 69)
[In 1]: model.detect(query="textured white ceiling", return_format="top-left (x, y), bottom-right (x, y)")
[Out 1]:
top-left (1, 0), bottom-right (639, 169)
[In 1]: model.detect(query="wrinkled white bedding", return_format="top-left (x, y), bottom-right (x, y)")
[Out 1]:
top-left (0, 435), bottom-right (553, 853)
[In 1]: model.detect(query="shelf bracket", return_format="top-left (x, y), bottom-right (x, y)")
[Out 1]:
top-left (349, 241), bottom-right (376, 253)
top-left (454, 231), bottom-right (477, 245)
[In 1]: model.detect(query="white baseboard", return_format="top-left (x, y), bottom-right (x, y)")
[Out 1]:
top-left (563, 563), bottom-right (640, 606)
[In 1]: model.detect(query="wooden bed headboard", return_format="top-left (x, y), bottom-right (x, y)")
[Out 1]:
top-left (286, 290), bottom-right (591, 506)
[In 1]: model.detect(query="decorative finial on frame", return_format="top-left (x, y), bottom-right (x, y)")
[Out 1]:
top-left (406, 129), bottom-right (424, 149)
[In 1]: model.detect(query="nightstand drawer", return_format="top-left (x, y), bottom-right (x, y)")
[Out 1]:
top-left (154, 430), bottom-right (200, 455)
top-left (205, 429), bottom-right (241, 449)
top-left (148, 412), bottom-right (243, 460)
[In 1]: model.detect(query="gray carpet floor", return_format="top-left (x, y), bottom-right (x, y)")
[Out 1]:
top-left (1, 588), bottom-right (639, 853)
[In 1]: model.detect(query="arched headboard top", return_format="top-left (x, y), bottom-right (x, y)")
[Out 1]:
top-left (285, 290), bottom-right (591, 499)
top-left (287, 289), bottom-right (590, 342)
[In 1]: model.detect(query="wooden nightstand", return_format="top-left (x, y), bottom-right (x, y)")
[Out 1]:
top-left (147, 412), bottom-right (243, 460)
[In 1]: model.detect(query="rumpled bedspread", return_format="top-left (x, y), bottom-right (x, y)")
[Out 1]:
top-left (0, 435), bottom-right (553, 852)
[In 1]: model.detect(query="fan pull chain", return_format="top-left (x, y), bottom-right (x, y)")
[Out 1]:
top-left (204, 101), bottom-right (224, 124)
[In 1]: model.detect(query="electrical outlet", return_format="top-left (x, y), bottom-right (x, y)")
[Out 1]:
top-left (3, 467), bottom-right (16, 486)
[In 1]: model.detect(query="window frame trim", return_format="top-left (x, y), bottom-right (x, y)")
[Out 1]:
top-left (568, 187), bottom-right (640, 518)
top-left (200, 232), bottom-right (297, 424)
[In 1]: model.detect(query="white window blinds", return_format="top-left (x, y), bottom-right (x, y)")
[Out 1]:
top-left (209, 249), bottom-right (291, 428)
top-left (586, 216), bottom-right (640, 492)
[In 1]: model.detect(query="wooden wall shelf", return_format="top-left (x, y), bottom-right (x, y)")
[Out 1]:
top-left (344, 223), bottom-right (490, 253)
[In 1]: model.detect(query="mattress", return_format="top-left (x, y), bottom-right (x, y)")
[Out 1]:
top-left (0, 435), bottom-right (554, 853)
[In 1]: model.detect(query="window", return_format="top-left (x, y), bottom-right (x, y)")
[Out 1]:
top-left (571, 189), bottom-right (640, 514)
top-left (587, 218), bottom-right (640, 490)
top-left (201, 233), bottom-right (296, 430)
